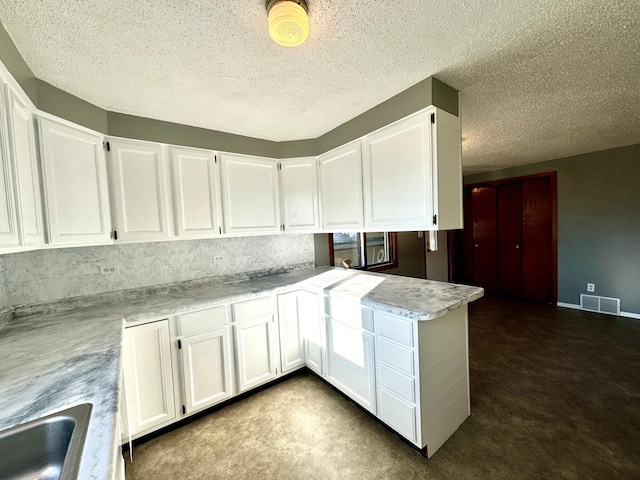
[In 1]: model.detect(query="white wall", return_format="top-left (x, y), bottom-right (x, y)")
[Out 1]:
top-left (2, 235), bottom-right (314, 307)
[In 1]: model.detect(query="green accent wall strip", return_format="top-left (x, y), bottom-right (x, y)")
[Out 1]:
top-left (36, 80), bottom-right (108, 133)
top-left (107, 112), bottom-right (280, 158)
top-left (0, 22), bottom-right (37, 104)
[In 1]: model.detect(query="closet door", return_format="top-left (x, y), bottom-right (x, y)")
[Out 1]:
top-left (472, 187), bottom-right (497, 292)
top-left (522, 179), bottom-right (553, 302)
top-left (497, 183), bottom-right (522, 297)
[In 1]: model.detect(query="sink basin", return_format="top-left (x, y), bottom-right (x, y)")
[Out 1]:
top-left (0, 403), bottom-right (92, 480)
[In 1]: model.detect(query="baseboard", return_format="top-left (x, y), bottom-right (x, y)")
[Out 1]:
top-left (557, 302), bottom-right (640, 320)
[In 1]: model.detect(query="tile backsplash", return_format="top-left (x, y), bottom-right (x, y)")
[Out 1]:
top-left (1, 234), bottom-right (315, 307)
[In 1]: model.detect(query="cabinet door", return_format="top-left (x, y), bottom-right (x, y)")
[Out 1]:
top-left (318, 141), bottom-right (364, 231)
top-left (109, 139), bottom-right (172, 242)
top-left (298, 291), bottom-right (323, 376)
top-left (0, 86), bottom-right (19, 246)
top-left (279, 157), bottom-right (320, 232)
top-left (363, 112), bottom-right (433, 230)
top-left (220, 153), bottom-right (280, 235)
top-left (5, 85), bottom-right (44, 245)
top-left (171, 147), bottom-right (222, 238)
top-left (326, 319), bottom-right (376, 413)
top-left (38, 118), bottom-right (111, 244)
top-left (179, 328), bottom-right (234, 414)
top-left (277, 291), bottom-right (304, 373)
top-left (233, 315), bottom-right (277, 392)
top-left (123, 320), bottom-right (176, 436)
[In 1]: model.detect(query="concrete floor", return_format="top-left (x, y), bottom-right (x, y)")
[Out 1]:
top-left (125, 296), bottom-right (640, 479)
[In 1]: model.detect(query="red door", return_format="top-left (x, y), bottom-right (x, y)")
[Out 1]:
top-left (497, 183), bottom-right (523, 297)
top-left (472, 187), bottom-right (497, 292)
top-left (522, 178), bottom-right (553, 302)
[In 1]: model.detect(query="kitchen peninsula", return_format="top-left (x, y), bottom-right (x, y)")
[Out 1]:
top-left (0, 267), bottom-right (483, 479)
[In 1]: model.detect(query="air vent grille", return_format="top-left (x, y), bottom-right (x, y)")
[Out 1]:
top-left (580, 294), bottom-right (620, 316)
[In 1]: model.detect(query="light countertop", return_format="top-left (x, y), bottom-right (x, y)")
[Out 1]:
top-left (0, 267), bottom-right (483, 479)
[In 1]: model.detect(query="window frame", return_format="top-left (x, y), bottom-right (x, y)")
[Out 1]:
top-left (328, 232), bottom-right (398, 272)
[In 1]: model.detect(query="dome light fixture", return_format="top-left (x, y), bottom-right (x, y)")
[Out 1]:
top-left (266, 0), bottom-right (309, 47)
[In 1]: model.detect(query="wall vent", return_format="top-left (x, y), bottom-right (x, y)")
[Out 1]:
top-left (580, 294), bottom-right (621, 316)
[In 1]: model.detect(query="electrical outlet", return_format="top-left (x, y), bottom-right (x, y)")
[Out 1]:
top-left (213, 255), bottom-right (224, 262)
top-left (586, 283), bottom-right (595, 293)
top-left (100, 265), bottom-right (120, 275)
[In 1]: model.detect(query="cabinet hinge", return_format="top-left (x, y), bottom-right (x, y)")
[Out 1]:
top-left (433, 214), bottom-right (437, 225)
top-left (113, 230), bottom-right (118, 241)
top-left (182, 405), bottom-right (186, 415)
top-left (219, 226), bottom-right (222, 235)
top-left (431, 113), bottom-right (435, 124)
top-left (281, 224), bottom-right (285, 232)
top-left (214, 155), bottom-right (217, 164)
top-left (278, 162), bottom-right (282, 170)
top-left (178, 339), bottom-right (182, 349)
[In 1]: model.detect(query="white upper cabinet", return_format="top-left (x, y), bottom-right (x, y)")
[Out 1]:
top-left (431, 108), bottom-right (463, 230)
top-left (319, 141), bottom-right (364, 231)
top-left (279, 157), bottom-right (320, 233)
top-left (170, 147), bottom-right (222, 238)
top-left (37, 118), bottom-right (111, 245)
top-left (219, 153), bottom-right (280, 235)
top-left (4, 84), bottom-right (45, 246)
top-left (108, 138), bottom-right (173, 242)
top-left (363, 111), bottom-right (433, 230)
top-left (0, 85), bottom-right (19, 247)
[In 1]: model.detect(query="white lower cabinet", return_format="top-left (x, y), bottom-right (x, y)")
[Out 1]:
top-left (122, 319), bottom-right (176, 438)
top-left (298, 290), bottom-right (324, 376)
top-left (179, 328), bottom-right (234, 414)
top-left (277, 291), bottom-right (305, 373)
top-left (325, 318), bottom-right (376, 414)
top-left (374, 306), bottom-right (470, 458)
top-left (234, 314), bottom-right (277, 393)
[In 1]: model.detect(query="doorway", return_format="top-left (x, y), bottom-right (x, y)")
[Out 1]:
top-left (452, 172), bottom-right (557, 303)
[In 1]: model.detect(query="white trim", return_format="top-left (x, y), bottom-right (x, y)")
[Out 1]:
top-left (557, 302), bottom-right (640, 320)
top-left (557, 302), bottom-right (581, 310)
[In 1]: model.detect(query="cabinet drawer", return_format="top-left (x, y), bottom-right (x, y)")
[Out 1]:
top-left (378, 338), bottom-right (414, 375)
top-left (177, 306), bottom-right (228, 336)
top-left (379, 363), bottom-right (415, 403)
top-left (327, 297), bottom-right (374, 332)
top-left (378, 387), bottom-right (417, 443)
top-left (377, 312), bottom-right (413, 347)
top-left (232, 297), bottom-right (273, 322)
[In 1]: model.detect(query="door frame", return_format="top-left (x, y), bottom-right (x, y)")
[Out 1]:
top-left (450, 172), bottom-right (557, 303)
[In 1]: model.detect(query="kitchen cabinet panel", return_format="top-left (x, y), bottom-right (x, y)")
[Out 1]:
top-left (171, 146), bottom-right (222, 238)
top-left (38, 117), bottom-right (111, 245)
top-left (220, 153), bottom-right (280, 235)
top-left (326, 318), bottom-right (376, 413)
top-left (233, 315), bottom-right (277, 392)
top-left (279, 157), bottom-right (320, 232)
top-left (109, 138), bottom-right (172, 242)
top-left (5, 84), bottom-right (44, 245)
top-left (363, 111), bottom-right (432, 230)
top-left (299, 290), bottom-right (324, 376)
top-left (123, 320), bottom-right (176, 437)
top-left (319, 141), bottom-right (364, 231)
top-left (179, 328), bottom-right (234, 414)
top-left (0, 84), bottom-right (19, 247)
top-left (277, 291), bottom-right (305, 373)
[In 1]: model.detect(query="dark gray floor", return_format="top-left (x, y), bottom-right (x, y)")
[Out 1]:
top-left (125, 296), bottom-right (640, 479)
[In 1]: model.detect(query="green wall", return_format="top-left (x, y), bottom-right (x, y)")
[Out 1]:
top-left (464, 144), bottom-right (640, 315)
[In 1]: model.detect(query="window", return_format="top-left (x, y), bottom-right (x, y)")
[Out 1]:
top-left (328, 232), bottom-right (398, 271)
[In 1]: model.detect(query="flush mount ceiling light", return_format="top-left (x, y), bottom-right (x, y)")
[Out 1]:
top-left (266, 0), bottom-right (309, 47)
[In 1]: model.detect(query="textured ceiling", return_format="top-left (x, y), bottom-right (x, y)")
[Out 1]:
top-left (0, 0), bottom-right (639, 173)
